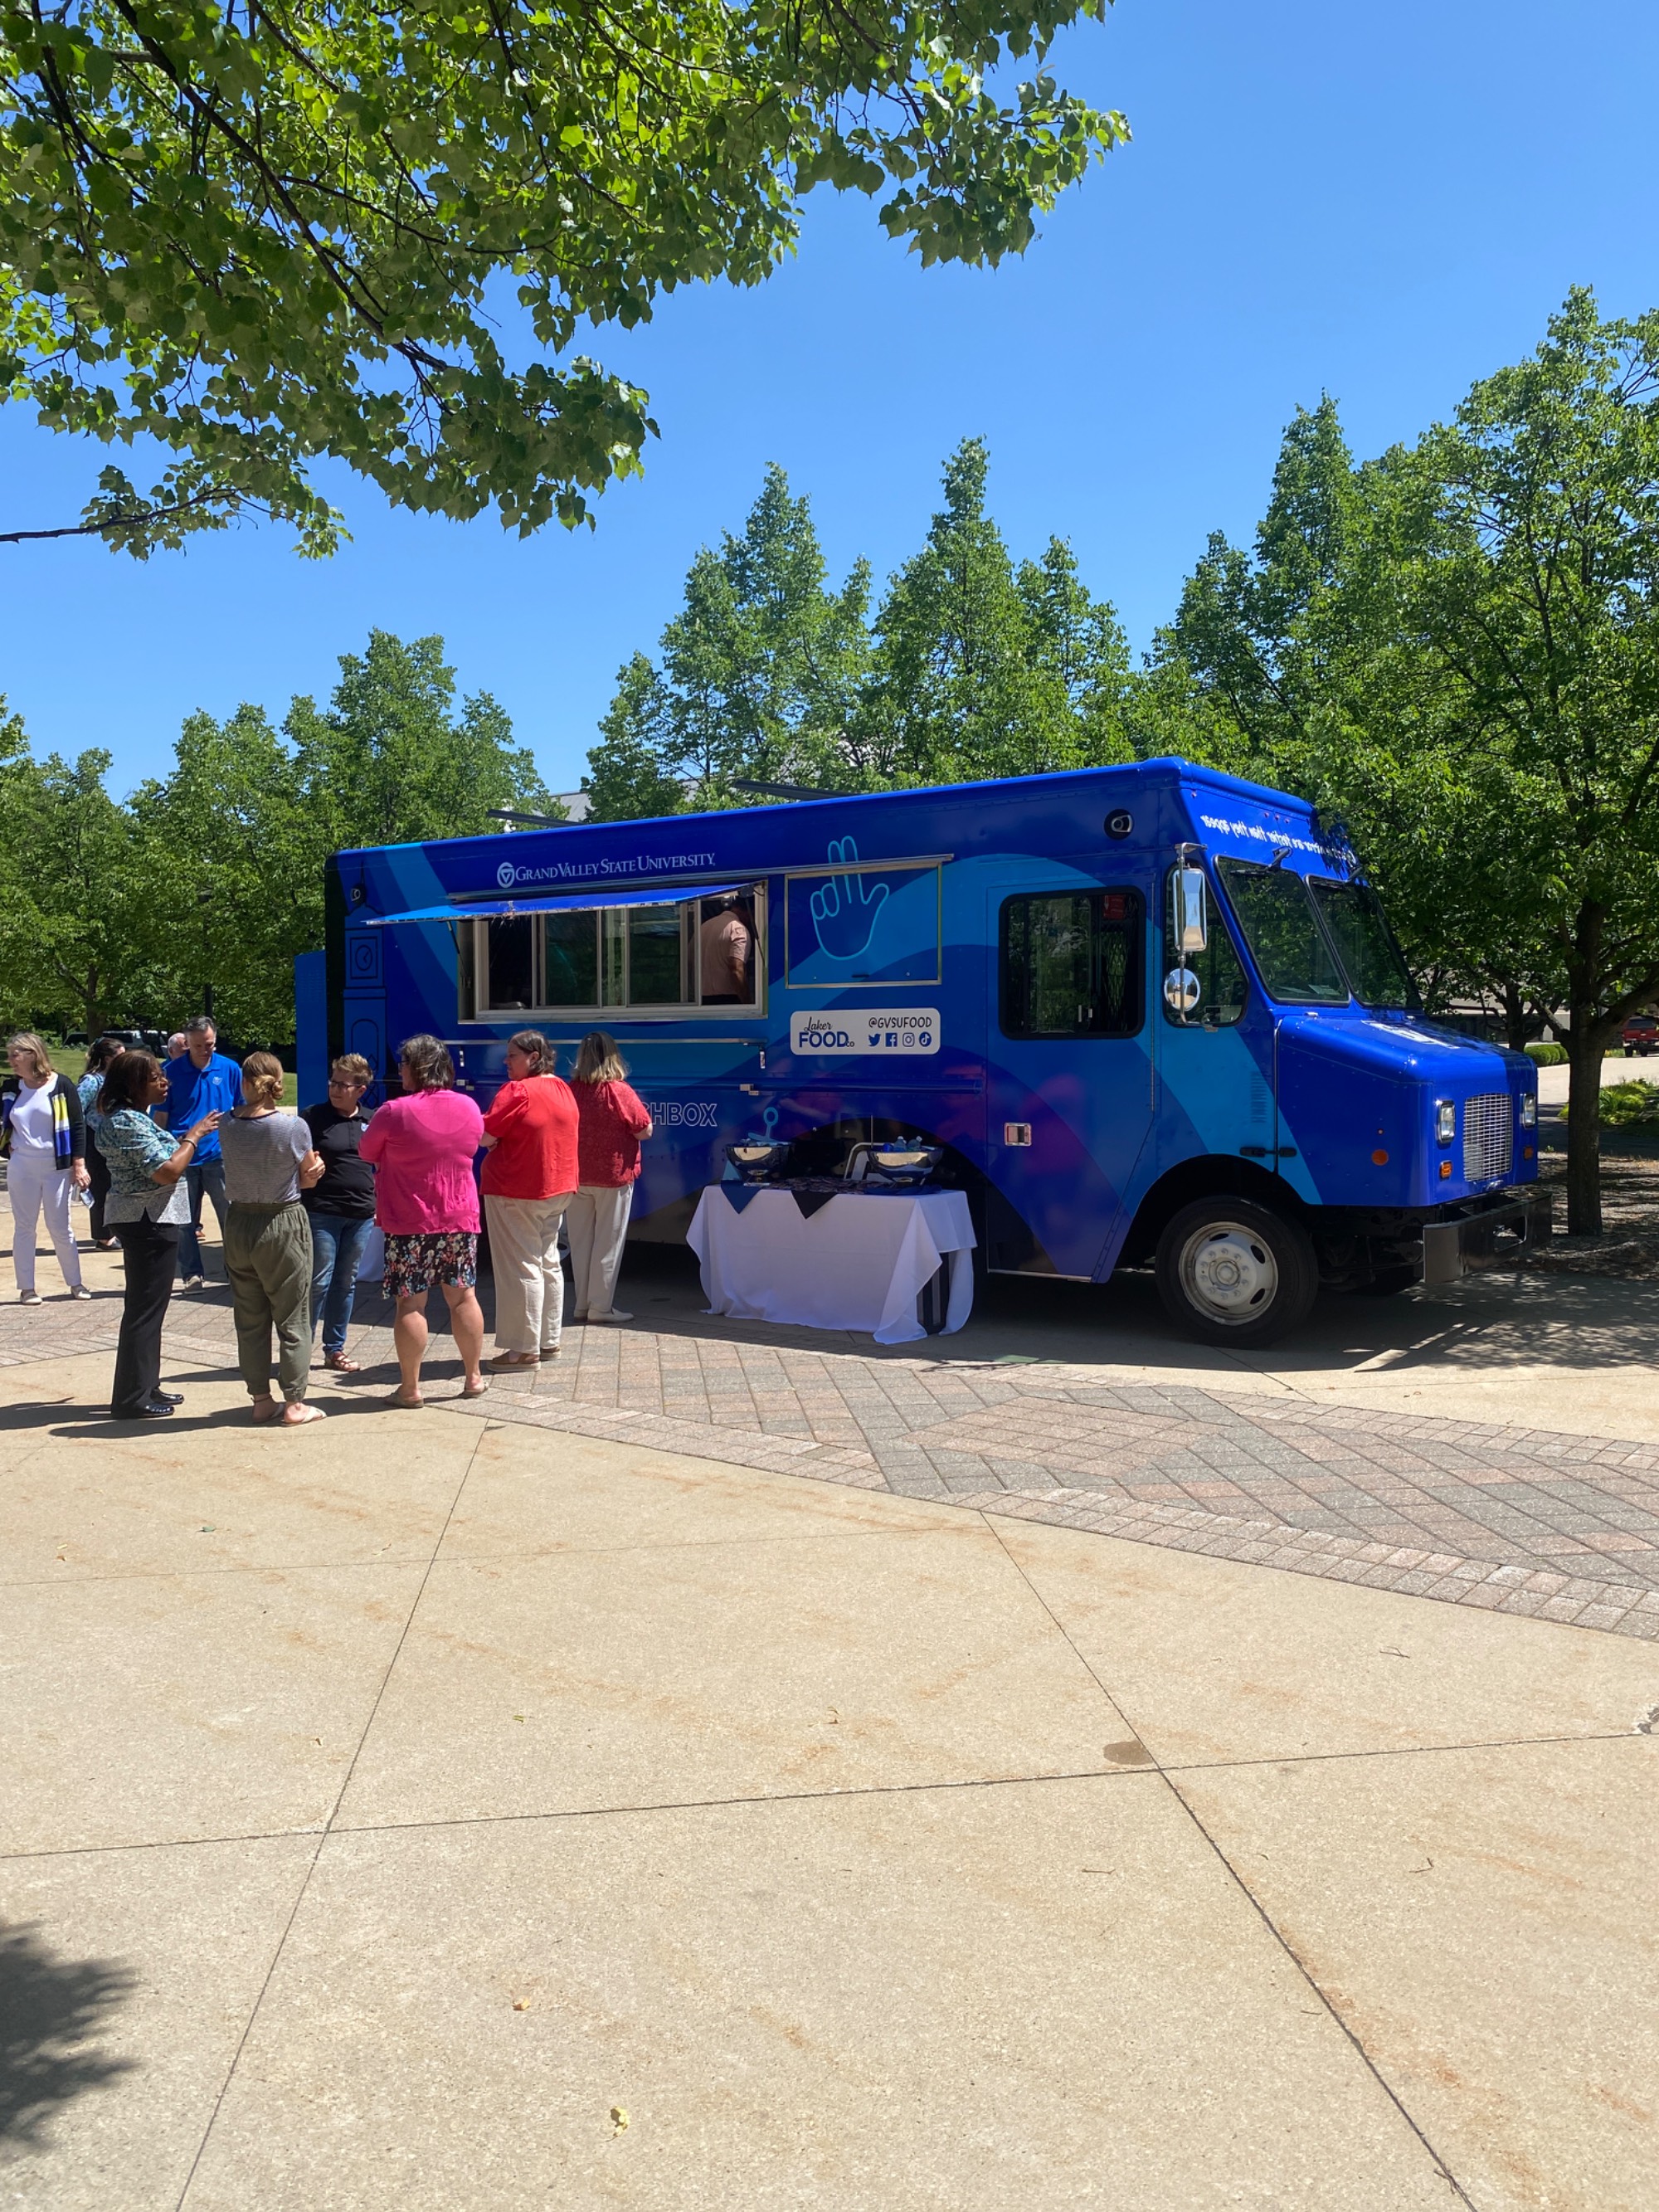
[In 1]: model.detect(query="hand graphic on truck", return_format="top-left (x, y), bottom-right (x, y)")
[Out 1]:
top-left (810, 838), bottom-right (890, 961)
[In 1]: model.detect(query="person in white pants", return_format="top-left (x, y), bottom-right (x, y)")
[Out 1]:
top-left (567, 1032), bottom-right (654, 1323)
top-left (479, 1030), bottom-right (580, 1372)
top-left (3, 1033), bottom-right (91, 1303)
top-left (563, 1184), bottom-right (637, 1322)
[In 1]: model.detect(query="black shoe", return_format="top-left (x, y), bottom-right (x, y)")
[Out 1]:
top-left (109, 1401), bottom-right (174, 1420)
top-left (148, 1391), bottom-right (184, 1408)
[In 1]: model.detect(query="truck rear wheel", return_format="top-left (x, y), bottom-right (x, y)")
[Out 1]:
top-left (1154, 1198), bottom-right (1318, 1347)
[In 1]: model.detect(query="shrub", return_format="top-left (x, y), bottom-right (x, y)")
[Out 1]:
top-left (1524, 1041), bottom-right (1567, 1066)
top-left (1560, 1080), bottom-right (1659, 1126)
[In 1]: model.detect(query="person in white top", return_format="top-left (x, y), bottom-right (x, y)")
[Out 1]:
top-left (3, 1033), bottom-right (91, 1303)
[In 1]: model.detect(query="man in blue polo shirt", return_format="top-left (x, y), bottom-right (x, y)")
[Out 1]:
top-left (162, 1016), bottom-right (242, 1288)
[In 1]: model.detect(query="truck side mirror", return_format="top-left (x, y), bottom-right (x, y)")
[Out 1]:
top-left (1173, 867), bottom-right (1209, 954)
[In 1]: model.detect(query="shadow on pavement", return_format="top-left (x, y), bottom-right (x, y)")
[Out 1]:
top-left (0, 1922), bottom-right (135, 2151)
top-left (606, 1240), bottom-right (1659, 1377)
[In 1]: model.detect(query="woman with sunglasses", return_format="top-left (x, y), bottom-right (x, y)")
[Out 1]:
top-left (301, 1053), bottom-right (377, 1372)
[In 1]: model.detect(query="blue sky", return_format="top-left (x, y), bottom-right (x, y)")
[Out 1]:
top-left (2, 0), bottom-right (1655, 796)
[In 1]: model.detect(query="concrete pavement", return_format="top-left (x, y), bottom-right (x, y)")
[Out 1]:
top-left (2, 1229), bottom-right (1657, 2209)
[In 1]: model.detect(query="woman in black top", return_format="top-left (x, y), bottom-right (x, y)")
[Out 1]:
top-left (301, 1053), bottom-right (377, 1371)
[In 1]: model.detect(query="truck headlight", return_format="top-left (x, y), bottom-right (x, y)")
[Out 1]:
top-left (1435, 1099), bottom-right (1456, 1145)
top-left (1520, 1093), bottom-right (1536, 1128)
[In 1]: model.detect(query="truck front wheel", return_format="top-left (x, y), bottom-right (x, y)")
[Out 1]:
top-left (1154, 1198), bottom-right (1318, 1347)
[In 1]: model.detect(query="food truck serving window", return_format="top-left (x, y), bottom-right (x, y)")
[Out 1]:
top-left (1000, 890), bottom-right (1144, 1040)
top-left (465, 887), bottom-right (764, 1017)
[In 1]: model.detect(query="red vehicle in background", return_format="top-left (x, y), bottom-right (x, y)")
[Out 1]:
top-left (1623, 1012), bottom-right (1658, 1057)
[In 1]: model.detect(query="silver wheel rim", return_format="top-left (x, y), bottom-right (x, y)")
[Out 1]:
top-left (1178, 1220), bottom-right (1279, 1326)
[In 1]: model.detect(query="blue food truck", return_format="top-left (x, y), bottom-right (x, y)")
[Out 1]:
top-left (300, 758), bottom-right (1543, 1345)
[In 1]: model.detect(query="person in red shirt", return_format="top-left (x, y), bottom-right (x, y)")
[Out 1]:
top-left (479, 1030), bottom-right (579, 1369)
top-left (567, 1031), bottom-right (653, 1323)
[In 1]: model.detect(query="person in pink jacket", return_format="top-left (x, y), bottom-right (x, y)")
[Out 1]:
top-left (359, 1034), bottom-right (488, 1406)
top-left (567, 1031), bottom-right (653, 1323)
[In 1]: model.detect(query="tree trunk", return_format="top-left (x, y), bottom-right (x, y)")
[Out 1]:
top-left (1501, 979), bottom-right (1528, 1052)
top-left (1564, 1026), bottom-right (1608, 1237)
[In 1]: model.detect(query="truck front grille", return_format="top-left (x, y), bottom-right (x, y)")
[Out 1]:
top-left (1462, 1094), bottom-right (1513, 1184)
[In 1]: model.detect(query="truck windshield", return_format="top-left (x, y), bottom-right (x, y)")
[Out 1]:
top-left (1215, 861), bottom-right (1347, 1002)
top-left (1307, 879), bottom-right (1418, 1009)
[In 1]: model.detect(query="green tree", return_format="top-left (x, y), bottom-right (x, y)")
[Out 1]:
top-left (130, 704), bottom-right (319, 1040)
top-left (0, 0), bottom-right (1126, 554)
top-left (126, 629), bottom-right (557, 1038)
top-left (584, 464), bottom-right (871, 814)
top-left (1151, 397), bottom-right (1360, 777)
top-left (287, 631), bottom-right (557, 852)
top-left (0, 740), bottom-right (150, 1035)
top-left (1153, 306), bottom-right (1659, 1235)
top-left (1313, 294), bottom-right (1659, 1234)
top-left (583, 656), bottom-right (687, 823)
top-left (1017, 538), bottom-right (1134, 767)
top-left (869, 438), bottom-right (1130, 782)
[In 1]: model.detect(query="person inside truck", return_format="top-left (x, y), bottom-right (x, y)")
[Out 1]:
top-left (698, 894), bottom-right (755, 1005)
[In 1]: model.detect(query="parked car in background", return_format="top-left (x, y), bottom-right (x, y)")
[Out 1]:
top-left (1623, 1013), bottom-right (1658, 1057)
top-left (61, 1026), bottom-right (167, 1055)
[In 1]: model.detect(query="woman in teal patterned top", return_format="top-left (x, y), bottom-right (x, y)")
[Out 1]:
top-left (97, 1052), bottom-right (222, 1420)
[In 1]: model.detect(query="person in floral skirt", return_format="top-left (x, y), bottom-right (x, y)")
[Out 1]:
top-left (359, 1034), bottom-right (488, 1406)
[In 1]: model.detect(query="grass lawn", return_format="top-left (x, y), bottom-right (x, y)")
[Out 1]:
top-left (44, 1043), bottom-right (298, 1108)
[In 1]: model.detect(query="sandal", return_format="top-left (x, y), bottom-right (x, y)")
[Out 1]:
top-left (462, 1376), bottom-right (491, 1398)
top-left (280, 1402), bottom-right (328, 1426)
top-left (251, 1396), bottom-right (282, 1424)
top-left (386, 1389), bottom-right (425, 1410)
top-left (324, 1352), bottom-right (362, 1372)
top-left (485, 1351), bottom-right (539, 1372)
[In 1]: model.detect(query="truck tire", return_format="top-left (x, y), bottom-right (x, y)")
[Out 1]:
top-left (1154, 1198), bottom-right (1318, 1347)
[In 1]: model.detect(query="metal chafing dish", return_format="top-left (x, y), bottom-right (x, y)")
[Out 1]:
top-left (844, 1140), bottom-right (945, 1188)
top-left (724, 1140), bottom-right (792, 1184)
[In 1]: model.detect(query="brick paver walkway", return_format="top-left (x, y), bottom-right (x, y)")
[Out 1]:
top-left (12, 1277), bottom-right (1659, 1643)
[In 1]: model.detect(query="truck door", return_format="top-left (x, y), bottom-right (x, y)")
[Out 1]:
top-left (984, 870), bottom-right (1156, 1279)
top-left (1152, 854), bottom-right (1278, 1168)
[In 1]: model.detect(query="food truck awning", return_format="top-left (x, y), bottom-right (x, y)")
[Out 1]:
top-left (366, 884), bottom-right (750, 926)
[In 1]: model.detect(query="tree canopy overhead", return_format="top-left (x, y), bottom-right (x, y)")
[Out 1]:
top-left (0, 0), bottom-right (1126, 553)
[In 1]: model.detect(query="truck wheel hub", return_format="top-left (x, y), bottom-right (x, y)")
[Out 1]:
top-left (1181, 1225), bottom-right (1278, 1321)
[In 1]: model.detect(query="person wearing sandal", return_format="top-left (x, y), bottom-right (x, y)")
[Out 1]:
top-left (96, 1051), bottom-right (222, 1419)
top-left (301, 1053), bottom-right (377, 1373)
top-left (219, 1053), bottom-right (328, 1427)
top-left (358, 1034), bottom-right (488, 1408)
top-left (566, 1032), bottom-right (654, 1324)
top-left (3, 1033), bottom-right (93, 1304)
top-left (479, 1030), bottom-right (578, 1373)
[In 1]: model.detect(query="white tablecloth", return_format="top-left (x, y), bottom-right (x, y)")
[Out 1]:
top-left (687, 1187), bottom-right (976, 1345)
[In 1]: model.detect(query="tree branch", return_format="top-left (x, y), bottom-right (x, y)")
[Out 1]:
top-left (0, 490), bottom-right (258, 546)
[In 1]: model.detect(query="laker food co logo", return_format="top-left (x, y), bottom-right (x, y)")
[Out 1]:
top-left (791, 1009), bottom-right (940, 1056)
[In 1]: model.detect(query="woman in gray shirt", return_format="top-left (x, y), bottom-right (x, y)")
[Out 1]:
top-left (220, 1053), bottom-right (326, 1425)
